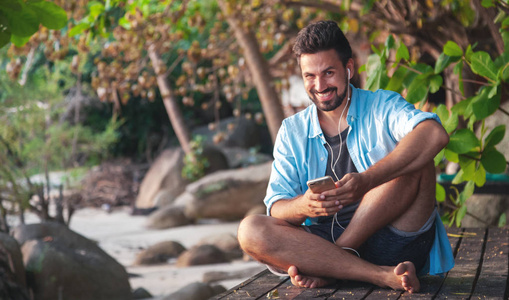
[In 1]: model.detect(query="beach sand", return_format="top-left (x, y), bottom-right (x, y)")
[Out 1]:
top-left (22, 206), bottom-right (264, 298)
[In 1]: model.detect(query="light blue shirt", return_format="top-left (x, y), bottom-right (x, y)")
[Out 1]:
top-left (264, 85), bottom-right (454, 276)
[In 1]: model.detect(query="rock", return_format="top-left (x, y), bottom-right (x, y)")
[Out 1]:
top-left (184, 161), bottom-right (272, 220)
top-left (12, 222), bottom-right (132, 300)
top-left (461, 194), bottom-right (509, 227)
top-left (161, 282), bottom-right (225, 300)
top-left (221, 147), bottom-right (273, 169)
top-left (0, 234), bottom-right (29, 300)
top-left (245, 204), bottom-right (267, 217)
top-left (135, 148), bottom-right (189, 209)
top-left (196, 233), bottom-right (242, 260)
top-left (134, 241), bottom-right (186, 265)
top-left (145, 206), bottom-right (193, 229)
top-left (0, 233), bottom-right (26, 287)
top-left (193, 116), bottom-right (268, 150)
top-left (132, 287), bottom-right (152, 299)
top-left (176, 245), bottom-right (229, 267)
top-left (151, 189), bottom-right (175, 208)
top-left (202, 145), bottom-right (230, 175)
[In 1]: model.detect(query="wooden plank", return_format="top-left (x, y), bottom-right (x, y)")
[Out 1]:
top-left (324, 280), bottom-right (373, 299)
top-left (212, 269), bottom-right (289, 299)
top-left (471, 227), bottom-right (509, 300)
top-left (435, 227), bottom-right (486, 300)
top-left (402, 226), bottom-right (464, 299)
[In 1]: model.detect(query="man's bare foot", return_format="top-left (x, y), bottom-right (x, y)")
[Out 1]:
top-left (394, 261), bottom-right (420, 293)
top-left (287, 265), bottom-right (336, 288)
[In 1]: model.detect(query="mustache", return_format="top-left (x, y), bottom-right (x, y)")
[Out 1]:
top-left (311, 87), bottom-right (337, 94)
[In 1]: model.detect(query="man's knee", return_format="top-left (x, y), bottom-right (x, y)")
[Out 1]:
top-left (237, 214), bottom-right (273, 255)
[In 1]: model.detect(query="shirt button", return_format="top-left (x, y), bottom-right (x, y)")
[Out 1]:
top-left (350, 116), bottom-right (354, 122)
top-left (320, 157), bottom-right (324, 161)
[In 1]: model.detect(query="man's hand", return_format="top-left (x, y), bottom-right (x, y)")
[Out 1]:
top-left (297, 188), bottom-right (344, 218)
top-left (320, 173), bottom-right (370, 207)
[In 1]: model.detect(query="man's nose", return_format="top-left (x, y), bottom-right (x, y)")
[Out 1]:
top-left (315, 77), bottom-right (326, 92)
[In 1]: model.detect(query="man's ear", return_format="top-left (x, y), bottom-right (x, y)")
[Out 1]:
top-left (346, 59), bottom-right (354, 78)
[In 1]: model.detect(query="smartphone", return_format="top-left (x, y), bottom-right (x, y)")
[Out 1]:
top-left (306, 175), bottom-right (336, 193)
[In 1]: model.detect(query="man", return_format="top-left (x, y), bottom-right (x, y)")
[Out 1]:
top-left (237, 20), bottom-right (455, 293)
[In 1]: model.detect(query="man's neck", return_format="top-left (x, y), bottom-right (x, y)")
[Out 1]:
top-left (318, 101), bottom-right (350, 137)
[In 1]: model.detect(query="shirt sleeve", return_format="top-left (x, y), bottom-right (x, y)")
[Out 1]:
top-left (384, 92), bottom-right (442, 142)
top-left (263, 121), bottom-right (303, 216)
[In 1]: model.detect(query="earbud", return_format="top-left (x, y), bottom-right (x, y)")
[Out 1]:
top-left (347, 68), bottom-right (350, 78)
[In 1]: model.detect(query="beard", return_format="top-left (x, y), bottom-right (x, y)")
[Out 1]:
top-left (309, 76), bottom-right (349, 112)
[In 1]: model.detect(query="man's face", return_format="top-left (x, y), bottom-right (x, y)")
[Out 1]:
top-left (300, 49), bottom-right (349, 112)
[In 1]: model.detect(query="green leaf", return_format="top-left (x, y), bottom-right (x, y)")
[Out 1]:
top-left (429, 74), bottom-right (443, 93)
top-left (10, 34), bottom-right (30, 47)
top-left (459, 156), bottom-right (476, 181)
top-left (498, 213), bottom-right (506, 227)
top-left (452, 169), bottom-right (465, 184)
top-left (406, 73), bottom-right (430, 104)
top-left (385, 34), bottom-right (395, 50)
top-left (29, 1), bottom-right (67, 29)
top-left (8, 4), bottom-right (39, 37)
top-left (465, 44), bottom-right (474, 62)
top-left (456, 204), bottom-right (467, 227)
top-left (396, 42), bottom-right (409, 62)
top-left (481, 0), bottom-right (495, 7)
top-left (459, 180), bottom-right (475, 204)
top-left (484, 125), bottom-right (506, 149)
top-left (474, 164), bottom-right (486, 187)
top-left (445, 148), bottom-right (459, 163)
top-left (88, 2), bottom-right (105, 19)
top-left (472, 86), bottom-right (500, 119)
top-left (68, 22), bottom-right (90, 37)
top-left (451, 97), bottom-right (472, 116)
top-left (481, 148), bottom-right (507, 173)
top-left (0, 12), bottom-right (11, 48)
top-left (386, 67), bottom-right (407, 92)
top-left (436, 183), bottom-right (446, 202)
top-left (444, 111), bottom-right (459, 134)
top-left (365, 54), bottom-right (389, 91)
top-left (435, 53), bottom-right (452, 74)
top-left (434, 148), bottom-right (445, 166)
top-left (470, 51), bottom-right (498, 81)
top-left (443, 41), bottom-right (463, 57)
top-left (447, 129), bottom-right (480, 154)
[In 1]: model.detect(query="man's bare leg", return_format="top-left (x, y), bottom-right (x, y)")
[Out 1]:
top-left (336, 162), bottom-right (436, 251)
top-left (284, 162), bottom-right (435, 291)
top-left (237, 215), bottom-right (419, 292)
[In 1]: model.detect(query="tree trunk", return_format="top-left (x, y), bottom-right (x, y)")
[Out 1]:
top-left (148, 44), bottom-right (192, 155)
top-left (218, 0), bottom-right (285, 144)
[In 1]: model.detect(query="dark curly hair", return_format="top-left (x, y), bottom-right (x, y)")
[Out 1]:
top-left (293, 20), bottom-right (352, 66)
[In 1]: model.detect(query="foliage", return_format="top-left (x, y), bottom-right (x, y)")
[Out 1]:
top-left (0, 0), bottom-right (67, 48)
top-left (360, 1), bottom-right (509, 227)
top-left (0, 63), bottom-right (120, 229)
top-left (181, 135), bottom-right (210, 182)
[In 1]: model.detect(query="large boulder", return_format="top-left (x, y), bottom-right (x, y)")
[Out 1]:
top-left (161, 282), bottom-right (226, 300)
top-left (0, 233), bottom-right (29, 300)
top-left (184, 161), bottom-right (272, 220)
top-left (145, 205), bottom-right (194, 229)
top-left (461, 194), bottom-right (509, 227)
top-left (176, 245), bottom-right (229, 267)
top-left (133, 241), bottom-right (186, 265)
top-left (12, 222), bottom-right (132, 300)
top-left (135, 148), bottom-right (189, 209)
top-left (135, 146), bottom-right (229, 209)
top-left (195, 233), bottom-right (242, 260)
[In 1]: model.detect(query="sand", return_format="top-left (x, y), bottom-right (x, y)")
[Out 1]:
top-left (19, 206), bottom-right (264, 298)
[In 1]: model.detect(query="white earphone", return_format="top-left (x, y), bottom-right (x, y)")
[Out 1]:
top-left (347, 68), bottom-right (350, 78)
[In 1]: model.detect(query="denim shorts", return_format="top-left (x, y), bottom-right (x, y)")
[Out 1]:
top-left (305, 211), bottom-right (436, 272)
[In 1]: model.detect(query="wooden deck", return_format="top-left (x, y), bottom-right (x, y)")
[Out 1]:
top-left (212, 227), bottom-right (509, 299)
